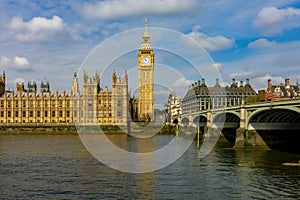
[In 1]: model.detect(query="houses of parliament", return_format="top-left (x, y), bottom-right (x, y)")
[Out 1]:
top-left (0, 20), bottom-right (154, 125)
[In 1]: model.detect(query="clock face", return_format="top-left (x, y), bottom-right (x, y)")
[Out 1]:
top-left (142, 56), bottom-right (150, 64)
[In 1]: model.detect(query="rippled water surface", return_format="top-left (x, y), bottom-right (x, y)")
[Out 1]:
top-left (1, 134), bottom-right (299, 199)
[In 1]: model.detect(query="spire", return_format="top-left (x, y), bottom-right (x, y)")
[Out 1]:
top-left (141, 18), bottom-right (151, 50)
top-left (143, 18), bottom-right (149, 38)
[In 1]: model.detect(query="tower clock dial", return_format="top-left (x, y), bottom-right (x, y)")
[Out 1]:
top-left (142, 56), bottom-right (150, 64)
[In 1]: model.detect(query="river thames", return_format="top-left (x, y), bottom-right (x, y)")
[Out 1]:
top-left (1, 134), bottom-right (299, 199)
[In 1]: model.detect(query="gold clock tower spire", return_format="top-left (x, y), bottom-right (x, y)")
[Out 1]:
top-left (138, 18), bottom-right (154, 121)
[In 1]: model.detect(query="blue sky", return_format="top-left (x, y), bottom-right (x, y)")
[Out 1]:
top-left (1, 0), bottom-right (300, 98)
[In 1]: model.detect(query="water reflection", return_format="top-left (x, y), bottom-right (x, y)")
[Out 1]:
top-left (1, 134), bottom-right (300, 199)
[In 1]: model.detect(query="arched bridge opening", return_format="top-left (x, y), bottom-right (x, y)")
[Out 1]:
top-left (192, 115), bottom-right (207, 135)
top-left (249, 108), bottom-right (300, 154)
top-left (181, 117), bottom-right (189, 127)
top-left (173, 118), bottom-right (178, 125)
top-left (193, 115), bottom-right (207, 127)
top-left (213, 112), bottom-right (240, 145)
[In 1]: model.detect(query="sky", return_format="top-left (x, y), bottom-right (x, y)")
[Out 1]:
top-left (1, 0), bottom-right (300, 101)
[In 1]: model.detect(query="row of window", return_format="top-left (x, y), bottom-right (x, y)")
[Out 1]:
top-left (0, 110), bottom-right (74, 118)
top-left (0, 100), bottom-right (76, 108)
top-left (0, 99), bottom-right (121, 108)
top-left (87, 110), bottom-right (115, 118)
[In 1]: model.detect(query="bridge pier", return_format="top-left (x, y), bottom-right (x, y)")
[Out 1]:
top-left (235, 128), bottom-right (269, 149)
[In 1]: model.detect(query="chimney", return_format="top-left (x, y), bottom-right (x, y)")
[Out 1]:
top-left (268, 79), bottom-right (272, 90)
top-left (201, 78), bottom-right (206, 86)
top-left (285, 79), bottom-right (290, 88)
top-left (216, 78), bottom-right (219, 85)
top-left (240, 81), bottom-right (243, 87)
top-left (246, 78), bottom-right (249, 85)
top-left (231, 78), bottom-right (236, 87)
top-left (198, 80), bottom-right (201, 86)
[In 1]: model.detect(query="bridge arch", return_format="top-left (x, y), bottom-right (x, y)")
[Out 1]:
top-left (247, 106), bottom-right (300, 124)
top-left (212, 112), bottom-right (240, 145)
top-left (212, 112), bottom-right (240, 126)
top-left (172, 118), bottom-right (179, 124)
top-left (181, 117), bottom-right (189, 126)
top-left (248, 108), bottom-right (300, 124)
top-left (192, 115), bottom-right (207, 127)
top-left (248, 108), bottom-right (300, 154)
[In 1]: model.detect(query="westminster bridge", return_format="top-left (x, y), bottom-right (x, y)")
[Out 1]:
top-left (180, 99), bottom-right (300, 154)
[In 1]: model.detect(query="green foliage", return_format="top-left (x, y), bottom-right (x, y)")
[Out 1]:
top-left (246, 93), bottom-right (265, 104)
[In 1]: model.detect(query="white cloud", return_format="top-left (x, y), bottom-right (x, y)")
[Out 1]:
top-left (211, 62), bottom-right (223, 71)
top-left (8, 16), bottom-right (78, 42)
top-left (253, 6), bottom-right (300, 36)
top-left (185, 25), bottom-right (234, 51)
top-left (79, 0), bottom-right (197, 19)
top-left (14, 56), bottom-right (29, 67)
top-left (252, 74), bottom-right (285, 90)
top-left (0, 55), bottom-right (32, 71)
top-left (229, 70), bottom-right (261, 79)
top-left (9, 16), bottom-right (65, 32)
top-left (248, 38), bottom-right (277, 49)
top-left (173, 77), bottom-right (194, 88)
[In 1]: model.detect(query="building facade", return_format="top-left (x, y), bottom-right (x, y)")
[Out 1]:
top-left (137, 19), bottom-right (154, 121)
top-left (165, 92), bottom-right (181, 123)
top-left (265, 78), bottom-right (300, 101)
top-left (181, 78), bottom-right (257, 115)
top-left (0, 70), bottom-right (128, 125)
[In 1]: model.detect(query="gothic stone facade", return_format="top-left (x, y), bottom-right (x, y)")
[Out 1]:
top-left (0, 70), bottom-right (128, 125)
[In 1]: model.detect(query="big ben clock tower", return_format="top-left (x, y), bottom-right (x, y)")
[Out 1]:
top-left (138, 19), bottom-right (154, 121)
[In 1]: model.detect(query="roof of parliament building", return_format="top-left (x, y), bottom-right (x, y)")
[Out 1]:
top-left (186, 78), bottom-right (257, 97)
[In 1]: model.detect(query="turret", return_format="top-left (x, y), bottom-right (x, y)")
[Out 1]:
top-left (0, 70), bottom-right (5, 96)
top-left (16, 82), bottom-right (25, 92)
top-left (112, 70), bottom-right (117, 87)
top-left (71, 71), bottom-right (79, 93)
top-left (41, 80), bottom-right (50, 92)
top-left (28, 81), bottom-right (37, 92)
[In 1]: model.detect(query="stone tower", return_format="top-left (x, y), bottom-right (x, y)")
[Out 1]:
top-left (112, 70), bottom-right (128, 125)
top-left (138, 19), bottom-right (154, 121)
top-left (82, 71), bottom-right (100, 124)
